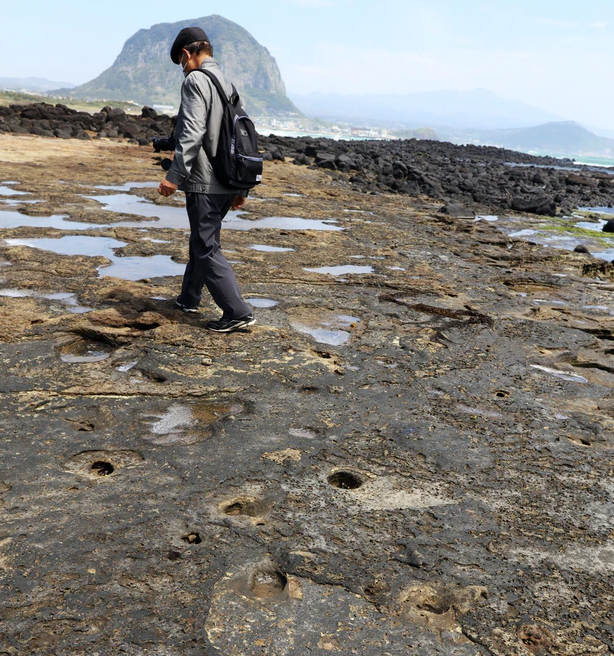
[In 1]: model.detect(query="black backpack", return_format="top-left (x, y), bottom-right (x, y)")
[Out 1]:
top-left (191, 69), bottom-right (263, 191)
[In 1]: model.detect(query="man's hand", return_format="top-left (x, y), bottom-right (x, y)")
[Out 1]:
top-left (158, 179), bottom-right (178, 198)
top-left (231, 195), bottom-right (246, 211)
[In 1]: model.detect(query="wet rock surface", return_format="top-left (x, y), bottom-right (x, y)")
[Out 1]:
top-left (0, 135), bottom-right (613, 654)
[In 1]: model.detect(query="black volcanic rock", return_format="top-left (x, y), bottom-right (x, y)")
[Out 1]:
top-left (5, 101), bottom-right (614, 216)
top-left (602, 219), bottom-right (614, 233)
top-left (439, 202), bottom-right (475, 219)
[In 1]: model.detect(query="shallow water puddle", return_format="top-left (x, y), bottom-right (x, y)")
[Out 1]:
top-left (99, 255), bottom-right (184, 280)
top-left (248, 244), bottom-right (294, 252)
top-left (289, 311), bottom-right (359, 346)
top-left (0, 210), bottom-right (103, 230)
top-left (145, 401), bottom-right (244, 445)
top-left (531, 364), bottom-right (588, 384)
top-left (85, 193), bottom-right (188, 229)
top-left (224, 216), bottom-right (343, 231)
top-left (0, 184), bottom-right (29, 197)
top-left (60, 340), bottom-right (112, 363)
top-left (93, 182), bottom-right (159, 192)
top-left (475, 215), bottom-right (499, 222)
top-left (6, 235), bottom-right (126, 258)
top-left (246, 298), bottom-right (279, 308)
top-left (0, 288), bottom-right (92, 313)
top-left (575, 219), bottom-right (608, 232)
top-left (0, 199), bottom-right (43, 206)
top-left (304, 265), bottom-right (374, 276)
top-left (4, 236), bottom-right (184, 281)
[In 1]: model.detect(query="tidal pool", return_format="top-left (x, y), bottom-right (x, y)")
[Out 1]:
top-left (0, 184), bottom-right (29, 197)
top-left (248, 244), bottom-right (294, 252)
top-left (4, 236), bottom-right (184, 281)
top-left (85, 193), bottom-right (188, 229)
top-left (304, 265), bottom-right (374, 276)
top-left (0, 288), bottom-right (92, 313)
top-left (224, 216), bottom-right (343, 232)
top-left (289, 312), bottom-right (360, 346)
top-left (0, 210), bottom-right (102, 231)
top-left (246, 298), bottom-right (279, 308)
top-left (93, 182), bottom-right (159, 192)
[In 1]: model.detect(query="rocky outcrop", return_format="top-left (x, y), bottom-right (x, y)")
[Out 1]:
top-left (0, 102), bottom-right (174, 146)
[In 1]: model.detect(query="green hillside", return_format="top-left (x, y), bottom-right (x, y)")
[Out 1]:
top-left (57, 15), bottom-right (299, 116)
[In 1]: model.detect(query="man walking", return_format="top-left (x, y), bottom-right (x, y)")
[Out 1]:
top-left (158, 27), bottom-right (255, 333)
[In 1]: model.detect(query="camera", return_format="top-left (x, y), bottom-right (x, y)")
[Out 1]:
top-left (152, 136), bottom-right (176, 152)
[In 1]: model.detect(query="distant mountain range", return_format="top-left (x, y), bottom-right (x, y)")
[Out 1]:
top-left (0, 77), bottom-right (76, 93)
top-left (449, 121), bottom-right (614, 159)
top-left (290, 88), bottom-right (564, 130)
top-left (54, 15), bottom-right (298, 115)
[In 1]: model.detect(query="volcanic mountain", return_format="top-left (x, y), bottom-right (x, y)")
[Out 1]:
top-left (56, 15), bottom-right (298, 115)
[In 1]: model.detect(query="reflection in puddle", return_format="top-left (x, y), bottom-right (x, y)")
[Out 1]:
top-left (60, 340), bottom-right (112, 363)
top-left (0, 199), bottom-right (43, 206)
top-left (224, 216), bottom-right (343, 232)
top-left (93, 182), bottom-right (159, 192)
top-left (0, 185), bottom-right (29, 197)
top-left (4, 236), bottom-right (184, 281)
top-left (290, 312), bottom-right (359, 346)
top-left (99, 255), bottom-right (184, 280)
top-left (475, 215), bottom-right (499, 222)
top-left (530, 365), bottom-right (588, 384)
top-left (85, 193), bottom-right (188, 229)
top-left (145, 401), bottom-right (244, 445)
top-left (304, 265), bottom-right (374, 276)
top-left (0, 210), bottom-right (103, 231)
top-left (247, 298), bottom-right (279, 308)
top-left (0, 288), bottom-right (92, 313)
top-left (248, 244), bottom-right (294, 252)
top-left (6, 235), bottom-right (126, 258)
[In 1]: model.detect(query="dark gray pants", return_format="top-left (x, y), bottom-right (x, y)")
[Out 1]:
top-left (178, 192), bottom-right (251, 319)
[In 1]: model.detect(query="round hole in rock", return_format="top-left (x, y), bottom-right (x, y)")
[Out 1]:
top-left (91, 461), bottom-right (114, 476)
top-left (328, 471), bottom-right (363, 490)
top-left (222, 497), bottom-right (264, 517)
top-left (417, 596), bottom-right (453, 615)
top-left (494, 390), bottom-right (510, 399)
top-left (250, 567), bottom-right (288, 599)
top-left (182, 532), bottom-right (202, 545)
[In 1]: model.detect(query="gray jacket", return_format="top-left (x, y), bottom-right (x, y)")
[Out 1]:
top-left (165, 58), bottom-right (242, 194)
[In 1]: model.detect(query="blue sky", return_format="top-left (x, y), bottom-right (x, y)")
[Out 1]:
top-left (2, 0), bottom-right (613, 128)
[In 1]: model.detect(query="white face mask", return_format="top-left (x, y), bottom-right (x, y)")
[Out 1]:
top-left (180, 53), bottom-right (189, 77)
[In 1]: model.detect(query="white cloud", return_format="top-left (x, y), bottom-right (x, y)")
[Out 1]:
top-left (590, 21), bottom-right (608, 30)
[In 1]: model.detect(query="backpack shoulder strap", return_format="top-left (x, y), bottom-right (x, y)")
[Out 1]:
top-left (189, 68), bottom-right (237, 105)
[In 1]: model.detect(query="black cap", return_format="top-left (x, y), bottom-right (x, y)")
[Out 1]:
top-left (170, 27), bottom-right (210, 65)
